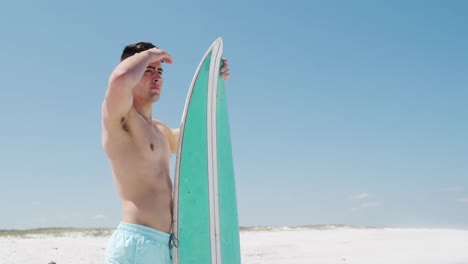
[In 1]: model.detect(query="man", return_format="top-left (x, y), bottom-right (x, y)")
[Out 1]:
top-left (102, 42), bottom-right (230, 263)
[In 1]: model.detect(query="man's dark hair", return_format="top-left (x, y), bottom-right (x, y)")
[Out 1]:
top-left (120, 42), bottom-right (158, 62)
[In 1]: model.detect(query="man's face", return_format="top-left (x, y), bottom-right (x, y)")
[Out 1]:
top-left (133, 61), bottom-right (164, 103)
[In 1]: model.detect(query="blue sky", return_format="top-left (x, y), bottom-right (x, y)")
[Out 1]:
top-left (0, 0), bottom-right (467, 229)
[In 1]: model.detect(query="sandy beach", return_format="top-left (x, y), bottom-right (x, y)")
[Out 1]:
top-left (1, 227), bottom-right (467, 264)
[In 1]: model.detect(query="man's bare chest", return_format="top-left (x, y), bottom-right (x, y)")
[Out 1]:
top-left (130, 120), bottom-right (170, 158)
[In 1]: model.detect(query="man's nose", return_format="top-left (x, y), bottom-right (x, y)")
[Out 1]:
top-left (152, 72), bottom-right (162, 81)
top-left (152, 74), bottom-right (161, 83)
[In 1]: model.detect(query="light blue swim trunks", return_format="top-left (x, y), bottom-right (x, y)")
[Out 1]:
top-left (105, 222), bottom-right (173, 264)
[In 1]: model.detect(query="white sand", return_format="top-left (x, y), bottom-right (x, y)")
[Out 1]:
top-left (1, 228), bottom-right (467, 264)
top-left (240, 228), bottom-right (468, 264)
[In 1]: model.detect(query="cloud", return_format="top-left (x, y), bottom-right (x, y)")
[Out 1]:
top-left (351, 193), bottom-right (370, 200)
top-left (93, 214), bottom-right (105, 220)
top-left (351, 202), bottom-right (381, 211)
top-left (457, 198), bottom-right (468, 203)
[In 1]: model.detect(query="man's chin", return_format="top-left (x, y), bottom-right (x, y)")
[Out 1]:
top-left (151, 96), bottom-right (160, 103)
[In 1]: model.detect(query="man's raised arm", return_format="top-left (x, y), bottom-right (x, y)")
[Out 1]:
top-left (102, 48), bottom-right (172, 124)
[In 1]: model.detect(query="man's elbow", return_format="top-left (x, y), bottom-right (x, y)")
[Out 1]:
top-left (108, 70), bottom-right (130, 88)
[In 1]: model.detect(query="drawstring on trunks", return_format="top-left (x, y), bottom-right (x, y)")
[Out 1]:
top-left (169, 233), bottom-right (180, 259)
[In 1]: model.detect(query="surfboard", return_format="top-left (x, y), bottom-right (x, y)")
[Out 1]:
top-left (172, 38), bottom-right (241, 264)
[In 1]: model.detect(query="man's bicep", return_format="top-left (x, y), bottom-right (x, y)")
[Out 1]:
top-left (170, 128), bottom-right (180, 154)
top-left (102, 82), bottom-right (133, 122)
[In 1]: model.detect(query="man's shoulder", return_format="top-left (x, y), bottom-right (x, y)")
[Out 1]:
top-left (152, 119), bottom-right (174, 139)
top-left (151, 118), bottom-right (170, 130)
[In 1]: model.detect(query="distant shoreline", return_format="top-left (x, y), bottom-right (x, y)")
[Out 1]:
top-left (2, 224), bottom-right (467, 237)
top-left (0, 228), bottom-right (114, 237)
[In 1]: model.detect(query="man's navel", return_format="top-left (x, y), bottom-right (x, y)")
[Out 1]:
top-left (150, 143), bottom-right (154, 151)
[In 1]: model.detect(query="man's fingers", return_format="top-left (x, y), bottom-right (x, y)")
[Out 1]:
top-left (221, 58), bottom-right (229, 80)
top-left (162, 57), bottom-right (173, 64)
top-left (151, 48), bottom-right (173, 64)
top-left (222, 70), bottom-right (230, 80)
top-left (162, 53), bottom-right (173, 64)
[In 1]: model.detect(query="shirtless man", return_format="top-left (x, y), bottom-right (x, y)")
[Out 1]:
top-left (102, 42), bottom-right (230, 263)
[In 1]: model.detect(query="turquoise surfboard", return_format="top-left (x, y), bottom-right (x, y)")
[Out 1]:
top-left (173, 38), bottom-right (241, 264)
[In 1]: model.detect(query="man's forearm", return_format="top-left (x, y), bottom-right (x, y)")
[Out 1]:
top-left (108, 51), bottom-right (153, 90)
